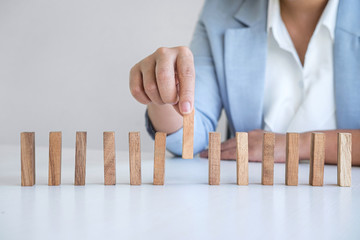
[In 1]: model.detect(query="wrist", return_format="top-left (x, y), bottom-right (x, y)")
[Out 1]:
top-left (299, 132), bottom-right (311, 160)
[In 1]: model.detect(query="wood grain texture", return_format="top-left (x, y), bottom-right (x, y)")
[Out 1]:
top-left (209, 132), bottom-right (221, 185)
top-left (129, 132), bottom-right (141, 185)
top-left (75, 132), bottom-right (87, 186)
top-left (21, 132), bottom-right (35, 186)
top-left (153, 132), bottom-right (166, 185)
top-left (49, 132), bottom-right (62, 186)
top-left (262, 132), bottom-right (275, 185)
top-left (285, 133), bottom-right (299, 186)
top-left (337, 133), bottom-right (351, 187)
top-left (309, 132), bottom-right (325, 186)
top-left (103, 131), bottom-right (116, 185)
top-left (236, 132), bottom-right (248, 185)
top-left (182, 109), bottom-right (194, 159)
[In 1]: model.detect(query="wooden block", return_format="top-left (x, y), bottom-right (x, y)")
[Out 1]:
top-left (182, 109), bottom-right (194, 159)
top-left (103, 131), bottom-right (116, 185)
top-left (309, 132), bottom-right (325, 186)
top-left (208, 132), bottom-right (221, 185)
top-left (285, 133), bottom-right (299, 186)
top-left (153, 132), bottom-right (166, 185)
top-left (75, 132), bottom-right (87, 186)
top-left (21, 132), bottom-right (35, 186)
top-left (262, 132), bottom-right (275, 185)
top-left (49, 132), bottom-right (62, 186)
top-left (129, 132), bottom-right (141, 185)
top-left (236, 132), bottom-right (248, 185)
top-left (337, 133), bottom-right (352, 187)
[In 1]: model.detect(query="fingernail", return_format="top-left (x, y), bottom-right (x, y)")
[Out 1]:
top-left (180, 101), bottom-right (191, 114)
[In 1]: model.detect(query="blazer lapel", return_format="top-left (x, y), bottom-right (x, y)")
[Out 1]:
top-left (334, 0), bottom-right (360, 128)
top-left (224, 0), bottom-right (268, 133)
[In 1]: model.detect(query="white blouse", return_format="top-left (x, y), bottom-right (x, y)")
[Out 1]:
top-left (263, 0), bottom-right (339, 133)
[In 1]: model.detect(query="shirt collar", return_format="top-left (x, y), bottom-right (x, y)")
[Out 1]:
top-left (267, 0), bottom-right (280, 32)
top-left (267, 0), bottom-right (339, 40)
top-left (321, 0), bottom-right (339, 40)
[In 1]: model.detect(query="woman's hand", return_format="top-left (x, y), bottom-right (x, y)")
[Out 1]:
top-left (199, 129), bottom-right (286, 162)
top-left (129, 46), bottom-right (195, 115)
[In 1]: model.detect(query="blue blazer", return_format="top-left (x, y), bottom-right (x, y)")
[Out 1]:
top-left (149, 0), bottom-right (360, 155)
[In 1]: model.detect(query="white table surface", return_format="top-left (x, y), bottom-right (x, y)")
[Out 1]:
top-left (0, 144), bottom-right (359, 240)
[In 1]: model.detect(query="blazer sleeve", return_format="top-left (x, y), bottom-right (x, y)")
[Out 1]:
top-left (145, 13), bottom-right (223, 156)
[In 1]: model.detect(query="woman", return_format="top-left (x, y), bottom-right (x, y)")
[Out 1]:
top-left (129, 0), bottom-right (360, 165)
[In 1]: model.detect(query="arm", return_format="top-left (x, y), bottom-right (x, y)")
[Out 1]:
top-left (200, 129), bottom-right (360, 166)
top-left (130, 15), bottom-right (223, 155)
top-left (130, 46), bottom-right (195, 135)
top-left (300, 129), bottom-right (360, 166)
top-left (163, 18), bottom-right (223, 155)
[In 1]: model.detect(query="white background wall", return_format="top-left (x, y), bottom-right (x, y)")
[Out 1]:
top-left (0, 0), bottom-right (226, 152)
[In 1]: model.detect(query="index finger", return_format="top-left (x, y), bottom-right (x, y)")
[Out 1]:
top-left (221, 138), bottom-right (237, 151)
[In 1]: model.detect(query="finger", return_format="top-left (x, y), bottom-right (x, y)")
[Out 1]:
top-left (171, 73), bottom-right (181, 115)
top-left (155, 51), bottom-right (178, 104)
top-left (129, 64), bottom-right (151, 104)
top-left (176, 47), bottom-right (195, 115)
top-left (248, 150), bottom-right (262, 162)
top-left (199, 149), bottom-right (208, 158)
top-left (248, 158), bottom-right (262, 162)
top-left (274, 157), bottom-right (285, 163)
top-left (141, 58), bottom-right (164, 105)
top-left (220, 138), bottom-right (237, 151)
top-left (220, 149), bottom-right (236, 160)
top-left (172, 104), bottom-right (182, 116)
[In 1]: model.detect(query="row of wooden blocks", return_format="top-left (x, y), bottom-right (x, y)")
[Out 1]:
top-left (20, 131), bottom-right (167, 186)
top-left (20, 131), bottom-right (352, 187)
top-left (208, 132), bottom-right (351, 187)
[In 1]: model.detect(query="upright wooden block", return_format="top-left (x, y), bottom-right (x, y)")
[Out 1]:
top-left (236, 132), bottom-right (248, 185)
top-left (103, 131), bottom-right (116, 185)
top-left (129, 132), bottom-right (141, 185)
top-left (262, 132), bottom-right (275, 185)
top-left (285, 133), bottom-right (299, 186)
top-left (21, 132), bottom-right (35, 186)
top-left (153, 132), bottom-right (166, 185)
top-left (209, 132), bottom-right (221, 185)
top-left (182, 109), bottom-right (194, 159)
top-left (337, 133), bottom-right (351, 187)
top-left (49, 132), bottom-right (62, 186)
top-left (309, 132), bottom-right (325, 186)
top-left (75, 132), bottom-right (87, 186)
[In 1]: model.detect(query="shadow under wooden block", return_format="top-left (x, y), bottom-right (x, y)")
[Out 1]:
top-left (262, 132), bottom-right (275, 185)
top-left (153, 132), bottom-right (166, 185)
top-left (236, 132), bottom-right (248, 185)
top-left (21, 132), bottom-right (35, 186)
top-left (104, 131), bottom-right (116, 185)
top-left (209, 132), bottom-right (221, 185)
top-left (309, 133), bottom-right (325, 186)
top-left (129, 132), bottom-right (141, 185)
top-left (337, 133), bottom-right (351, 187)
top-left (75, 132), bottom-right (87, 186)
top-left (49, 132), bottom-right (62, 186)
top-left (285, 133), bottom-right (299, 186)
